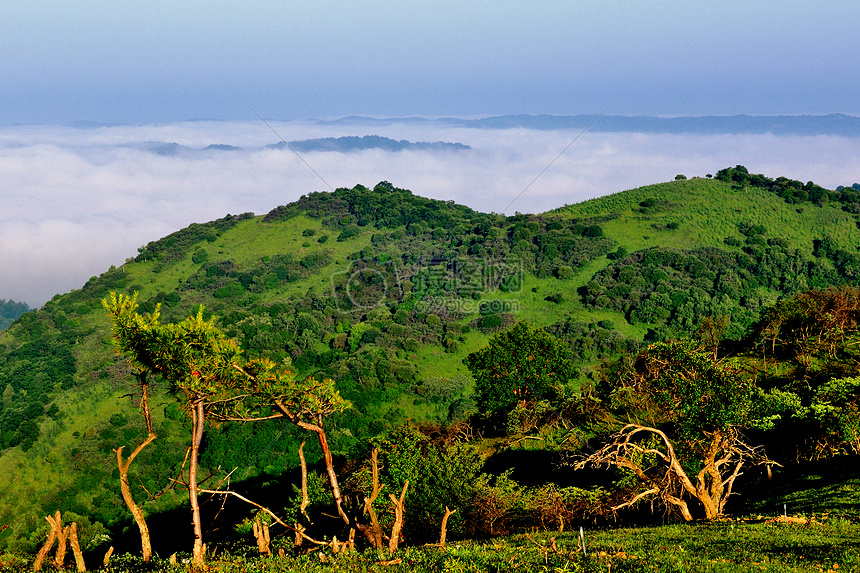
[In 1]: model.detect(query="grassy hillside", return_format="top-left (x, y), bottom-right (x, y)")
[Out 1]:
top-left (1, 170), bottom-right (859, 553)
top-left (560, 177), bottom-right (860, 254)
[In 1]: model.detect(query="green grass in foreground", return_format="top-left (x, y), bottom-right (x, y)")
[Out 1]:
top-left (3, 519), bottom-right (857, 572)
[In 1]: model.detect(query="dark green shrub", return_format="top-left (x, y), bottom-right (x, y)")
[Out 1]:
top-left (545, 293), bottom-right (564, 304)
top-left (371, 425), bottom-right (487, 542)
top-left (192, 248), bottom-right (209, 264)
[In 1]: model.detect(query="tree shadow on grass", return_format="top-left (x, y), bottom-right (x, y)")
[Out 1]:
top-left (730, 454), bottom-right (860, 517)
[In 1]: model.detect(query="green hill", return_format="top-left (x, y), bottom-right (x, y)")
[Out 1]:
top-left (1, 169), bottom-right (859, 553)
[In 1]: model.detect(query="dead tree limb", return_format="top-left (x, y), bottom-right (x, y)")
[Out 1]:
top-left (293, 523), bottom-right (305, 548)
top-left (252, 518), bottom-right (271, 556)
top-left (439, 506), bottom-right (456, 546)
top-left (362, 447), bottom-right (385, 549)
top-left (69, 522), bottom-right (86, 572)
top-left (424, 507), bottom-right (458, 548)
top-left (610, 487), bottom-right (661, 512)
top-left (387, 481), bottom-right (409, 555)
top-left (102, 547), bottom-right (114, 567)
top-left (54, 524), bottom-right (70, 570)
top-left (32, 512), bottom-right (60, 572)
top-left (198, 488), bottom-right (327, 546)
top-left (298, 441), bottom-right (310, 522)
top-left (188, 400), bottom-right (206, 566)
top-left (113, 368), bottom-right (158, 563)
top-left (114, 432), bottom-right (157, 561)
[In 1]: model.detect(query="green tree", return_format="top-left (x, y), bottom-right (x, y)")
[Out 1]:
top-left (104, 293), bottom-right (366, 565)
top-left (104, 292), bottom-right (244, 565)
top-left (368, 424), bottom-right (486, 543)
top-left (758, 287), bottom-right (860, 376)
top-left (805, 376), bottom-right (860, 456)
top-left (221, 358), bottom-right (353, 530)
top-left (464, 321), bottom-right (575, 414)
top-left (105, 293), bottom-right (362, 554)
top-left (0, 299), bottom-right (30, 330)
top-left (754, 287), bottom-right (860, 460)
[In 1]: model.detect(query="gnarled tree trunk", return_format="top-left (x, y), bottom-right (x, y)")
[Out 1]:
top-left (271, 402), bottom-right (367, 540)
top-left (387, 482), bottom-right (409, 555)
top-left (578, 424), bottom-right (773, 521)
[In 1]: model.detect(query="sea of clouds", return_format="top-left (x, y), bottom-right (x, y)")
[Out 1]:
top-left (2, 119), bottom-right (858, 308)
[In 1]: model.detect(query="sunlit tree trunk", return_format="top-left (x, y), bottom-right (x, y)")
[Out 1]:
top-left (189, 400), bottom-right (206, 565)
top-left (33, 512), bottom-right (60, 571)
top-left (273, 403), bottom-right (350, 525)
top-left (69, 522), bottom-right (86, 572)
top-left (115, 438), bottom-right (156, 561)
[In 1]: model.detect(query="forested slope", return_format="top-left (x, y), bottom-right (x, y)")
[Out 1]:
top-left (1, 170), bottom-right (859, 553)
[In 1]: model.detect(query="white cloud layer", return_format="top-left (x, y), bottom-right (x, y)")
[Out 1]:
top-left (1, 121), bottom-right (859, 307)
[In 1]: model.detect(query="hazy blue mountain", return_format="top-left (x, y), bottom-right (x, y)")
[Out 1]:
top-left (315, 113), bottom-right (860, 136)
top-left (134, 142), bottom-right (242, 155)
top-left (268, 135), bottom-right (471, 152)
top-left (204, 144), bottom-right (241, 151)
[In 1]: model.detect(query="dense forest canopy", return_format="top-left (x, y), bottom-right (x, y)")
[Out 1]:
top-left (0, 299), bottom-right (30, 331)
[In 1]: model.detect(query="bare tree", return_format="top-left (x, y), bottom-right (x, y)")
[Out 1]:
top-left (113, 371), bottom-right (157, 561)
top-left (33, 512), bottom-right (86, 572)
top-left (578, 424), bottom-right (773, 520)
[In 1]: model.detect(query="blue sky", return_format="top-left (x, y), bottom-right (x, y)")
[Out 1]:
top-left (2, 0), bottom-right (858, 124)
top-left (2, 1), bottom-right (860, 307)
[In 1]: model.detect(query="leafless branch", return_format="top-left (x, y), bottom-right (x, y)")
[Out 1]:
top-left (198, 489), bottom-right (327, 546)
top-left (577, 424), bottom-right (776, 521)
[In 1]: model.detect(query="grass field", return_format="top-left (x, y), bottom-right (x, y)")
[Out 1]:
top-left (3, 518), bottom-right (857, 572)
top-left (3, 456), bottom-right (857, 572)
top-left (559, 178), bottom-right (860, 257)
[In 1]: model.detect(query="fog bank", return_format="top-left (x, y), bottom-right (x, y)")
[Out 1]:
top-left (2, 120), bottom-right (857, 307)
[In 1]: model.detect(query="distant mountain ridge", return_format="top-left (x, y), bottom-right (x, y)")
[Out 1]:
top-left (42, 114), bottom-right (860, 137)
top-left (133, 142), bottom-right (242, 155)
top-left (270, 135), bottom-right (470, 152)
top-left (133, 135), bottom-right (470, 156)
top-left (316, 113), bottom-right (860, 136)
